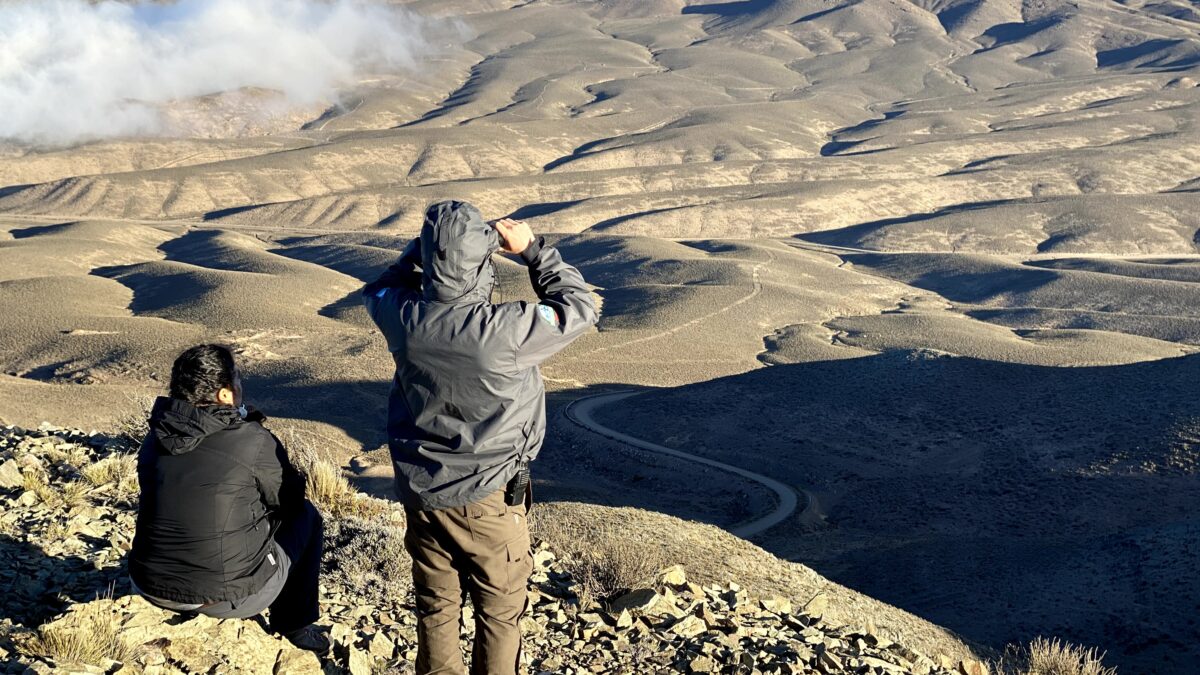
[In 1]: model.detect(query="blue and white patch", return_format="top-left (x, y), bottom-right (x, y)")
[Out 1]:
top-left (375, 288), bottom-right (388, 298)
top-left (537, 304), bottom-right (559, 327)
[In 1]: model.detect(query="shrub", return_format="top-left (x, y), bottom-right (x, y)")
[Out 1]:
top-left (532, 509), bottom-right (665, 608)
top-left (111, 394), bottom-right (153, 450)
top-left (1001, 637), bottom-right (1118, 675)
top-left (59, 480), bottom-right (89, 509)
top-left (22, 468), bottom-right (89, 510)
top-left (322, 515), bottom-right (412, 607)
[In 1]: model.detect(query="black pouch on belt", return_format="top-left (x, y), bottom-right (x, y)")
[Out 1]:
top-left (504, 462), bottom-right (530, 506)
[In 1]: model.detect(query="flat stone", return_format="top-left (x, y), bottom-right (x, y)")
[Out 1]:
top-left (803, 592), bottom-right (828, 619)
top-left (609, 588), bottom-right (659, 613)
top-left (659, 564), bottom-right (687, 586)
top-left (862, 655), bottom-right (904, 672)
top-left (761, 595), bottom-right (793, 615)
top-left (348, 647), bottom-right (372, 675)
top-left (614, 608), bottom-right (633, 629)
top-left (368, 632), bottom-right (395, 660)
top-left (670, 615), bottom-right (707, 638)
top-left (958, 659), bottom-right (989, 675)
top-left (0, 459), bottom-right (21, 489)
top-left (273, 648), bottom-right (321, 674)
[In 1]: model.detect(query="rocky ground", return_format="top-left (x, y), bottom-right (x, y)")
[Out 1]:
top-left (0, 423), bottom-right (995, 675)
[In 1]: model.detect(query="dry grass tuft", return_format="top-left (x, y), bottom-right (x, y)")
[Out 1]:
top-left (23, 599), bottom-right (141, 668)
top-left (22, 468), bottom-right (60, 506)
top-left (1002, 637), bottom-right (1118, 675)
top-left (81, 455), bottom-right (139, 500)
top-left (59, 480), bottom-right (89, 509)
top-left (22, 468), bottom-right (89, 510)
top-left (280, 429), bottom-right (389, 521)
top-left (22, 466), bottom-right (51, 494)
top-left (532, 509), bottom-right (666, 608)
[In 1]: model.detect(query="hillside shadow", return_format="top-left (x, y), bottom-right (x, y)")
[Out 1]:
top-left (92, 263), bottom-right (204, 315)
top-left (0, 534), bottom-right (130, 626)
top-left (1097, 38), bottom-right (1198, 69)
top-left (204, 339), bottom-right (1200, 674)
top-left (244, 374), bottom-right (391, 450)
top-left (681, 0), bottom-right (776, 17)
top-left (839, 251), bottom-right (1061, 302)
top-left (557, 351), bottom-right (1200, 673)
top-left (8, 222), bottom-right (78, 239)
top-left (792, 197), bottom-right (1023, 248)
top-left (506, 200), bottom-right (586, 220)
top-left (0, 183), bottom-right (33, 200)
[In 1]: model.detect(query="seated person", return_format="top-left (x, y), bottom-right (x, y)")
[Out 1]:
top-left (128, 344), bottom-right (328, 653)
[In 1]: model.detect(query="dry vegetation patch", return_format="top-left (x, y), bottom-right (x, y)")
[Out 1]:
top-left (280, 428), bottom-right (393, 521)
top-left (532, 503), bottom-right (666, 608)
top-left (21, 594), bottom-right (142, 669)
top-left (1002, 638), bottom-right (1118, 675)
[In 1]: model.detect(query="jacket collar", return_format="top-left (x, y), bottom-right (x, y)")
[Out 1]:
top-left (148, 396), bottom-right (242, 456)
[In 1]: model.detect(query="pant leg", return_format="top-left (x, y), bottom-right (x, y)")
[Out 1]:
top-left (406, 505), bottom-right (469, 675)
top-left (266, 500), bottom-right (324, 634)
top-left (458, 490), bottom-right (532, 675)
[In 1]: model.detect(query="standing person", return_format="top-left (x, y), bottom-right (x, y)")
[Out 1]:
top-left (362, 201), bottom-right (598, 674)
top-left (128, 344), bottom-right (329, 654)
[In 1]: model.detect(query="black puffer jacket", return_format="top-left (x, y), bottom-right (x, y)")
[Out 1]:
top-left (129, 397), bottom-right (305, 604)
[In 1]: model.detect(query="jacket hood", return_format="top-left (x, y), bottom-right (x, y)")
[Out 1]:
top-left (420, 200), bottom-right (500, 304)
top-left (149, 396), bottom-right (241, 455)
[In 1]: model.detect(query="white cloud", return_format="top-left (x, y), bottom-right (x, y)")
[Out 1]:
top-left (0, 0), bottom-right (450, 146)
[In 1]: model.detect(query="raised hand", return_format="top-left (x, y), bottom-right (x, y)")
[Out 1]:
top-left (491, 217), bottom-right (535, 255)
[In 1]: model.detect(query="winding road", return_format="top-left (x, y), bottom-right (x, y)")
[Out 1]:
top-left (564, 389), bottom-right (807, 538)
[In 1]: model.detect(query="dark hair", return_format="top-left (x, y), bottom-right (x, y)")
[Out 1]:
top-left (169, 344), bottom-right (237, 405)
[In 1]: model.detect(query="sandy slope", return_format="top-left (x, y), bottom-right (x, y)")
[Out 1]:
top-left (1, 0), bottom-right (1199, 671)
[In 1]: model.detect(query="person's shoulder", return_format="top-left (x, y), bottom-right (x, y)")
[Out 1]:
top-left (209, 419), bottom-right (276, 459)
top-left (485, 300), bottom-right (536, 332)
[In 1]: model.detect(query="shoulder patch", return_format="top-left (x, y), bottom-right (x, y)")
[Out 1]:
top-left (537, 303), bottom-right (560, 326)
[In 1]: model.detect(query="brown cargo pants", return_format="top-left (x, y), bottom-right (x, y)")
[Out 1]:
top-left (404, 487), bottom-right (532, 675)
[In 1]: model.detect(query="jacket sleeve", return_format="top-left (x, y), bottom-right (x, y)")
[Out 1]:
top-left (254, 432), bottom-right (306, 518)
top-left (362, 238), bottom-right (422, 319)
top-left (505, 236), bottom-right (599, 370)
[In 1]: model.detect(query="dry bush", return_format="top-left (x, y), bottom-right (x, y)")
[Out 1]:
top-left (532, 509), bottom-right (666, 608)
top-left (322, 515), bottom-right (412, 607)
top-left (1001, 637), bottom-right (1118, 675)
top-left (111, 394), bottom-right (153, 450)
top-left (23, 600), bottom-right (140, 668)
top-left (279, 429), bottom-right (390, 521)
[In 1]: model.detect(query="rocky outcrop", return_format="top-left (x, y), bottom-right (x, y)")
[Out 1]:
top-left (0, 424), bottom-right (989, 674)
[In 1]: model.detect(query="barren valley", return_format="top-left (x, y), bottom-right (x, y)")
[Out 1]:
top-left (2, 0), bottom-right (1199, 672)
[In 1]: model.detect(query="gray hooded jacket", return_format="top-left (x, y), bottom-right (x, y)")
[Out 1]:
top-left (363, 201), bottom-right (598, 510)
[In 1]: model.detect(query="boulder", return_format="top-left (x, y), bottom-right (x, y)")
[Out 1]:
top-left (608, 588), bottom-right (659, 613)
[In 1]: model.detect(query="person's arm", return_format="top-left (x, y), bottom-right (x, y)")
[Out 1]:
top-left (494, 219), bottom-right (599, 370)
top-left (254, 432), bottom-right (306, 518)
top-left (362, 238), bottom-right (422, 312)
